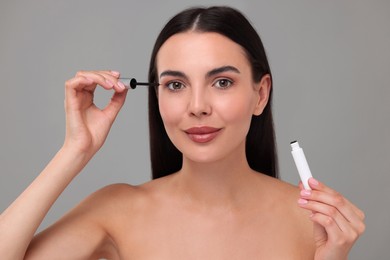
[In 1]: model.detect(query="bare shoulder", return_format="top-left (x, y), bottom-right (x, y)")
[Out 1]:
top-left (251, 173), bottom-right (315, 252)
top-left (252, 172), bottom-right (298, 200)
top-left (88, 183), bottom-right (141, 203)
top-left (255, 173), bottom-right (312, 219)
top-left (26, 180), bottom-right (170, 259)
top-left (87, 177), bottom-right (168, 200)
top-left (26, 184), bottom-right (143, 259)
top-left (88, 176), bottom-right (174, 218)
top-left (84, 182), bottom-right (152, 215)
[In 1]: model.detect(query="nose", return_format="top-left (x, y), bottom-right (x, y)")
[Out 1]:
top-left (188, 86), bottom-right (211, 117)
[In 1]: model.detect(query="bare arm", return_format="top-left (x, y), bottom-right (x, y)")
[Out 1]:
top-left (26, 184), bottom-right (123, 260)
top-left (0, 71), bottom-right (128, 259)
top-left (0, 147), bottom-right (89, 259)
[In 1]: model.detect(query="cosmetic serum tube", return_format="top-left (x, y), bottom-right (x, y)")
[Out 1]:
top-left (290, 141), bottom-right (313, 190)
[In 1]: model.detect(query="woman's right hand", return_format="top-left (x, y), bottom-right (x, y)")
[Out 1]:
top-left (63, 70), bottom-right (128, 156)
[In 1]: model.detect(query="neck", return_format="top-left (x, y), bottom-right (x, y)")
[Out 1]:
top-left (175, 146), bottom-right (256, 208)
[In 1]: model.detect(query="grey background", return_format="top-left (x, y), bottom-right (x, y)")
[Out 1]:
top-left (0, 0), bottom-right (388, 259)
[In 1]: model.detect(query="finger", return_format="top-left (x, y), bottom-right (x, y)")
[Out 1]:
top-left (301, 196), bottom-right (365, 244)
top-left (307, 178), bottom-right (365, 222)
top-left (90, 70), bottom-right (127, 93)
top-left (65, 75), bottom-right (95, 92)
top-left (65, 76), bottom-right (95, 109)
top-left (102, 89), bottom-right (128, 121)
top-left (308, 178), bottom-right (334, 193)
top-left (301, 189), bottom-right (364, 230)
top-left (75, 71), bottom-right (117, 91)
top-left (109, 70), bottom-right (121, 78)
top-left (298, 199), bottom-right (353, 234)
top-left (93, 70), bottom-right (120, 77)
top-left (312, 221), bottom-right (328, 247)
top-left (310, 212), bottom-right (346, 246)
top-left (298, 181), bottom-right (304, 190)
top-left (310, 211), bottom-right (360, 256)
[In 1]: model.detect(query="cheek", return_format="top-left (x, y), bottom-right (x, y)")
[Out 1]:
top-left (216, 93), bottom-right (256, 126)
top-left (158, 95), bottom-right (185, 128)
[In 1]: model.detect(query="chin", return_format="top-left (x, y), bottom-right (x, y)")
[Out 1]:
top-left (181, 146), bottom-right (240, 165)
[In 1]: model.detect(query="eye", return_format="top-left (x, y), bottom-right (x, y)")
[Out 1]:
top-left (213, 78), bottom-right (233, 89)
top-left (165, 81), bottom-right (185, 91)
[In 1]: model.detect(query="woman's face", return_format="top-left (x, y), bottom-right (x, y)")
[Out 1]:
top-left (156, 32), bottom-right (270, 163)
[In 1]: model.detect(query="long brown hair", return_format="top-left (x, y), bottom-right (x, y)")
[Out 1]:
top-left (148, 6), bottom-right (278, 179)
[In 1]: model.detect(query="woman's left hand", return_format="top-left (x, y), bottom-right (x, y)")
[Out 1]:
top-left (298, 178), bottom-right (365, 260)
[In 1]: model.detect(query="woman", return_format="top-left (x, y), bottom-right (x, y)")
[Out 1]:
top-left (0, 6), bottom-right (365, 259)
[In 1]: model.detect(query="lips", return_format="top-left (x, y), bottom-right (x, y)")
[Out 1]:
top-left (184, 126), bottom-right (222, 143)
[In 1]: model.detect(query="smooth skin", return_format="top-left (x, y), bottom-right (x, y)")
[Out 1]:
top-left (0, 32), bottom-right (365, 259)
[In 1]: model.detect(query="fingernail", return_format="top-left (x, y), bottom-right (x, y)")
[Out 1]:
top-left (300, 190), bottom-right (311, 197)
top-left (309, 178), bottom-right (319, 186)
top-left (111, 70), bottom-right (120, 77)
top-left (298, 198), bottom-right (308, 205)
top-left (117, 81), bottom-right (126, 90)
top-left (106, 79), bottom-right (114, 87)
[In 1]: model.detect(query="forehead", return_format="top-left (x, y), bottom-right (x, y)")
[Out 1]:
top-left (156, 32), bottom-right (250, 73)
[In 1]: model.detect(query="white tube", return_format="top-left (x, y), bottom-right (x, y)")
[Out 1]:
top-left (290, 141), bottom-right (313, 190)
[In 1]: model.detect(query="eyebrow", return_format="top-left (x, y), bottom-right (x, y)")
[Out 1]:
top-left (159, 65), bottom-right (240, 80)
top-left (206, 65), bottom-right (240, 78)
top-left (159, 70), bottom-right (188, 80)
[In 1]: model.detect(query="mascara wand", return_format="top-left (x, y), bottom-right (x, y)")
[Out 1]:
top-left (119, 78), bottom-right (159, 89)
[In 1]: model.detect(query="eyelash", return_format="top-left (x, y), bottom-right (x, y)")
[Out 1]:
top-left (164, 81), bottom-right (185, 91)
top-left (213, 78), bottom-right (233, 89)
top-left (163, 78), bottom-right (234, 92)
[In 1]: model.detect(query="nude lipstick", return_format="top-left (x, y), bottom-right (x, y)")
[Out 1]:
top-left (185, 127), bottom-right (222, 143)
